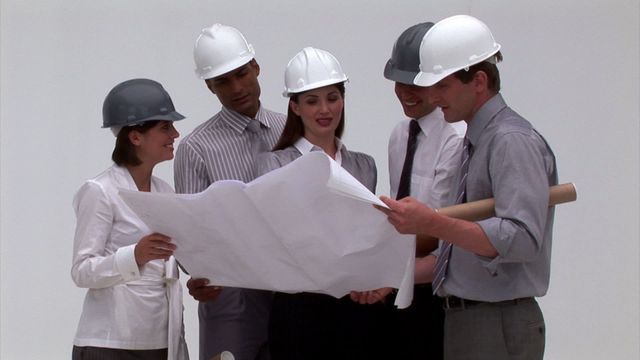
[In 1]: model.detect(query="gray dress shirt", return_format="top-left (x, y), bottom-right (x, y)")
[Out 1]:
top-left (440, 94), bottom-right (558, 302)
top-left (174, 105), bottom-right (286, 360)
top-left (254, 142), bottom-right (377, 192)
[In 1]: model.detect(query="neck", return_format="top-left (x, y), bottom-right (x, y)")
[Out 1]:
top-left (125, 164), bottom-right (154, 192)
top-left (239, 101), bottom-right (261, 119)
top-left (468, 91), bottom-right (497, 123)
top-left (306, 135), bottom-right (337, 159)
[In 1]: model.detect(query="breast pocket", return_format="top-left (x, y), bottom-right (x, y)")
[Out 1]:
top-left (410, 173), bottom-right (434, 203)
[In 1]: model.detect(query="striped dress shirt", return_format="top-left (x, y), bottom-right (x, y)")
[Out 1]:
top-left (173, 104), bottom-right (285, 360)
top-left (174, 105), bottom-right (286, 193)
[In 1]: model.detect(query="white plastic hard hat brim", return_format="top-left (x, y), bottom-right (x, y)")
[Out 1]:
top-left (283, 77), bottom-right (348, 97)
top-left (107, 111), bottom-right (185, 137)
top-left (195, 53), bottom-right (254, 80)
top-left (384, 62), bottom-right (419, 85)
top-left (413, 46), bottom-right (500, 87)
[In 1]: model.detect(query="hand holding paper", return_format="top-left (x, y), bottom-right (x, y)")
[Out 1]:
top-left (120, 152), bottom-right (415, 308)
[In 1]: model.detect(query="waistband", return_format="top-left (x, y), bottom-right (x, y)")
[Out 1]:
top-left (443, 296), bottom-right (535, 310)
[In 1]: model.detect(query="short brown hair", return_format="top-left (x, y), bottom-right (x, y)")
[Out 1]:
top-left (111, 121), bottom-right (160, 166)
top-left (273, 83), bottom-right (345, 151)
top-left (453, 51), bottom-right (503, 93)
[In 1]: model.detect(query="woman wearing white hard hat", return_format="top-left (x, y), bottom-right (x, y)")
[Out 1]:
top-left (71, 79), bottom-right (189, 360)
top-left (254, 47), bottom-right (384, 359)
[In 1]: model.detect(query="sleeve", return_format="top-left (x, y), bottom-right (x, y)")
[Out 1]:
top-left (477, 131), bottom-right (552, 271)
top-left (70, 181), bottom-right (140, 288)
top-left (367, 154), bottom-right (378, 194)
top-left (429, 133), bottom-right (463, 209)
top-left (174, 141), bottom-right (211, 194)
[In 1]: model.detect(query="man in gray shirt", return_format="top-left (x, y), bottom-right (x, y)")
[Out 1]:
top-left (174, 24), bottom-right (285, 360)
top-left (378, 15), bottom-right (557, 360)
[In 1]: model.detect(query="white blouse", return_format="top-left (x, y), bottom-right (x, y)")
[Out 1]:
top-left (71, 165), bottom-right (187, 359)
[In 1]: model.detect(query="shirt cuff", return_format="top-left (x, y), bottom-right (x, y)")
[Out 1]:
top-left (115, 244), bottom-right (140, 281)
top-left (476, 218), bottom-right (506, 275)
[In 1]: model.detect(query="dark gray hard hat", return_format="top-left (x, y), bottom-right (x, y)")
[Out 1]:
top-left (102, 78), bottom-right (185, 129)
top-left (384, 22), bottom-right (434, 84)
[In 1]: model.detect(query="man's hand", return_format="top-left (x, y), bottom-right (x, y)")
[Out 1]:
top-left (376, 196), bottom-right (437, 235)
top-left (186, 278), bottom-right (223, 302)
top-left (349, 287), bottom-right (394, 305)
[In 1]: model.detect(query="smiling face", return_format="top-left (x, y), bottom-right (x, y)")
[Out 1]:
top-left (130, 120), bottom-right (180, 166)
top-left (206, 60), bottom-right (261, 118)
top-left (394, 82), bottom-right (437, 119)
top-left (290, 85), bottom-right (344, 145)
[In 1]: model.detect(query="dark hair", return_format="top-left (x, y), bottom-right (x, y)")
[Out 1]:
top-left (273, 82), bottom-right (346, 151)
top-left (111, 120), bottom-right (160, 166)
top-left (453, 51), bottom-right (503, 93)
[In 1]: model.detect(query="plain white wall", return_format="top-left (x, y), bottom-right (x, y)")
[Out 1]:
top-left (1, 0), bottom-right (638, 359)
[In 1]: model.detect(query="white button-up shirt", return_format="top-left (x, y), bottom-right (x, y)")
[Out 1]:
top-left (388, 108), bottom-right (465, 208)
top-left (71, 165), bottom-right (187, 359)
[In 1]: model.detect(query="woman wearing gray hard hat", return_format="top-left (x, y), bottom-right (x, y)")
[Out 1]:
top-left (70, 79), bottom-right (189, 360)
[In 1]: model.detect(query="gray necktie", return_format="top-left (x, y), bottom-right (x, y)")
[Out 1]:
top-left (432, 137), bottom-right (472, 294)
top-left (245, 119), bottom-right (269, 155)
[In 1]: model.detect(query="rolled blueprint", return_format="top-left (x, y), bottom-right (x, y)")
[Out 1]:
top-left (436, 182), bottom-right (577, 221)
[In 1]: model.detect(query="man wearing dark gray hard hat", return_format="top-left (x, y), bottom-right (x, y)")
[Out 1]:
top-left (352, 22), bottom-right (465, 358)
top-left (384, 22), bottom-right (465, 358)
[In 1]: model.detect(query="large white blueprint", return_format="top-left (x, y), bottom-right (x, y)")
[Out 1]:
top-left (119, 152), bottom-right (415, 308)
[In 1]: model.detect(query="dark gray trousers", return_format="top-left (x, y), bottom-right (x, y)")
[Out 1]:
top-left (444, 298), bottom-right (545, 360)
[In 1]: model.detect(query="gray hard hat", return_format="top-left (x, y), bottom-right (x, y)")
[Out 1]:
top-left (384, 22), bottom-right (434, 84)
top-left (102, 78), bottom-right (185, 129)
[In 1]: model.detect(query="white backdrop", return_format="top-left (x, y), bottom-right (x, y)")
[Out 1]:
top-left (1, 1), bottom-right (638, 359)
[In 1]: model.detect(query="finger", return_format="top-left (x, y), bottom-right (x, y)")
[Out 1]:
top-left (194, 287), bottom-right (222, 301)
top-left (147, 238), bottom-right (177, 248)
top-left (187, 278), bottom-right (209, 290)
top-left (150, 232), bottom-right (172, 241)
top-left (374, 204), bottom-right (392, 216)
top-left (379, 195), bottom-right (397, 208)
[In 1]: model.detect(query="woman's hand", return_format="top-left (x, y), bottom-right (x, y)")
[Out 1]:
top-left (134, 233), bottom-right (176, 266)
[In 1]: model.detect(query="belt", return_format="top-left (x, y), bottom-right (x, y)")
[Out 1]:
top-left (443, 296), bottom-right (534, 310)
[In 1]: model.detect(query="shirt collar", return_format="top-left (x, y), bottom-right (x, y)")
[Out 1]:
top-left (112, 164), bottom-right (156, 192)
top-left (415, 107), bottom-right (446, 135)
top-left (294, 136), bottom-right (344, 164)
top-left (466, 93), bottom-right (507, 146)
top-left (220, 104), bottom-right (271, 134)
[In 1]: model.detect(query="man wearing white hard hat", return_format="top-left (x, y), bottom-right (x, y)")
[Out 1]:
top-left (174, 24), bottom-right (285, 360)
top-left (377, 15), bottom-right (557, 359)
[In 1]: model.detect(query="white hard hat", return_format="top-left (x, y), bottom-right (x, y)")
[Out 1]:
top-left (283, 47), bottom-right (348, 97)
top-left (193, 24), bottom-right (255, 80)
top-left (414, 15), bottom-right (501, 87)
